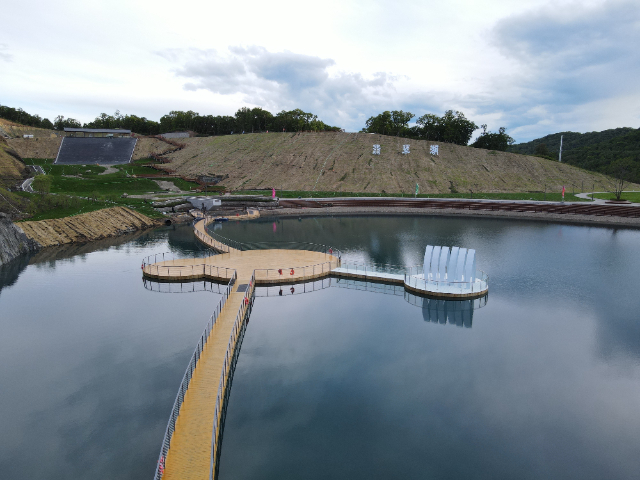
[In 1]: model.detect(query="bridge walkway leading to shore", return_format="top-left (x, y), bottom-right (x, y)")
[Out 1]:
top-left (161, 278), bottom-right (251, 480)
top-left (148, 218), bottom-right (488, 480)
top-left (150, 224), bottom-right (339, 479)
top-left (193, 219), bottom-right (241, 254)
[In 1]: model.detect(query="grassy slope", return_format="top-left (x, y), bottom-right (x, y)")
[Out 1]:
top-left (16, 159), bottom-right (200, 220)
top-left (159, 132), bottom-right (626, 194)
top-left (592, 192), bottom-right (640, 203)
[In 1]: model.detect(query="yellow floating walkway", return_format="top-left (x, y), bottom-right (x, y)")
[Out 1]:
top-left (143, 249), bottom-right (339, 284)
top-left (149, 219), bottom-right (340, 480)
top-left (162, 282), bottom-right (249, 480)
top-left (148, 216), bottom-right (487, 480)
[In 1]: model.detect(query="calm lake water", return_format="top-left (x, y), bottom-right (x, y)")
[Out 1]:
top-left (1, 216), bottom-right (640, 479)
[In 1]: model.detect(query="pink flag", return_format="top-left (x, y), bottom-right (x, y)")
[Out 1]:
top-left (562, 185), bottom-right (565, 196)
top-left (272, 187), bottom-right (276, 198)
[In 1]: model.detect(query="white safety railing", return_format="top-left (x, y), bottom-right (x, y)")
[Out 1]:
top-left (197, 218), bottom-right (342, 259)
top-left (142, 251), bottom-right (236, 280)
top-left (334, 261), bottom-right (406, 277)
top-left (404, 265), bottom-right (489, 295)
top-left (153, 270), bottom-right (237, 480)
top-left (142, 250), bottom-right (216, 267)
top-left (194, 222), bottom-right (239, 253)
top-left (254, 259), bottom-right (340, 283)
top-left (209, 271), bottom-right (256, 480)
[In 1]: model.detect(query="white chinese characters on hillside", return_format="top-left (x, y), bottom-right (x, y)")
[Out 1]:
top-left (430, 144), bottom-right (439, 156)
top-left (402, 144), bottom-right (410, 154)
top-left (372, 144), bottom-right (381, 155)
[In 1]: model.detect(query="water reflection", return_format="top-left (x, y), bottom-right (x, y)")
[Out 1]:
top-left (0, 225), bottom-right (221, 480)
top-left (0, 253), bottom-right (32, 297)
top-left (406, 293), bottom-right (488, 327)
top-left (142, 274), bottom-right (488, 330)
top-left (3, 217), bottom-right (640, 480)
top-left (142, 278), bottom-right (228, 294)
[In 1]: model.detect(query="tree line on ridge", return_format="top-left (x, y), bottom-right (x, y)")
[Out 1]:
top-left (360, 110), bottom-right (515, 151)
top-left (0, 104), bottom-right (341, 136)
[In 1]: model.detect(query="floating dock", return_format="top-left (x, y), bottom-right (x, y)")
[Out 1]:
top-left (145, 217), bottom-right (488, 480)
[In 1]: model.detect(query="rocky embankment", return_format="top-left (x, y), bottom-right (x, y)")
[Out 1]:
top-left (0, 212), bottom-right (39, 265)
top-left (18, 207), bottom-right (158, 248)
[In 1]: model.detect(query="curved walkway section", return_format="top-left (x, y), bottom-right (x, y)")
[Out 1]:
top-left (147, 217), bottom-right (488, 480)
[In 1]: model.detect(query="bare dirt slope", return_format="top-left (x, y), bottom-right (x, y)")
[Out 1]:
top-left (8, 136), bottom-right (172, 161)
top-left (17, 206), bottom-right (157, 247)
top-left (0, 118), bottom-right (57, 139)
top-left (7, 136), bottom-right (61, 159)
top-left (132, 137), bottom-right (174, 160)
top-left (158, 132), bottom-right (623, 193)
top-left (0, 137), bottom-right (27, 185)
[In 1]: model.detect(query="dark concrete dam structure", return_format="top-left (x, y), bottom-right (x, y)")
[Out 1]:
top-left (55, 137), bottom-right (137, 165)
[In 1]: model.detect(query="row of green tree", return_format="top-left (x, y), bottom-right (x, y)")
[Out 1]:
top-left (360, 110), bottom-right (515, 151)
top-left (0, 104), bottom-right (88, 130)
top-left (157, 107), bottom-right (341, 135)
top-left (0, 105), bottom-right (54, 129)
top-left (0, 104), bottom-right (341, 136)
top-left (509, 127), bottom-right (640, 184)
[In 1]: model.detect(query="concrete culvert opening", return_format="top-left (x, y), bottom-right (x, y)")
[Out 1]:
top-left (164, 219), bottom-right (172, 226)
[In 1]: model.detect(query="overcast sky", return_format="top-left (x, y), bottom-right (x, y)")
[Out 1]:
top-left (1, 0), bottom-right (638, 142)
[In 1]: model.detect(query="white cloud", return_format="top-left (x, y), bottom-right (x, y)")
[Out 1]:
top-left (0, 0), bottom-right (638, 141)
top-left (164, 46), bottom-right (402, 128)
top-left (0, 44), bottom-right (12, 62)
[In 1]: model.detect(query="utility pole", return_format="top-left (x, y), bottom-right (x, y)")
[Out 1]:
top-left (559, 135), bottom-right (563, 163)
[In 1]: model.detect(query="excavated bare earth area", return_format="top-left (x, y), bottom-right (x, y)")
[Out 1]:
top-left (8, 133), bottom-right (635, 194)
top-left (156, 132), bottom-right (624, 194)
top-left (17, 206), bottom-right (157, 247)
top-left (0, 139), bottom-right (27, 183)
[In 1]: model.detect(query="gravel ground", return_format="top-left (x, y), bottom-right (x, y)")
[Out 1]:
top-left (259, 206), bottom-right (640, 229)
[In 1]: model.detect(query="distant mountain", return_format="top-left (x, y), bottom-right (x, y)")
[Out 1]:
top-left (509, 127), bottom-right (640, 183)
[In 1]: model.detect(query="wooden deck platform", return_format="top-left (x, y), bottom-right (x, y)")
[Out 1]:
top-left (143, 249), bottom-right (340, 284)
top-left (150, 219), bottom-right (488, 480)
top-left (151, 226), bottom-right (340, 479)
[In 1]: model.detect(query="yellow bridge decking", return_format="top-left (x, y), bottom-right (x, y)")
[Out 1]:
top-left (146, 220), bottom-right (340, 479)
top-left (146, 218), bottom-right (487, 479)
top-left (162, 285), bottom-right (247, 480)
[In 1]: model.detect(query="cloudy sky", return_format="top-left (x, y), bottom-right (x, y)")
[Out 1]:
top-left (1, 0), bottom-right (638, 142)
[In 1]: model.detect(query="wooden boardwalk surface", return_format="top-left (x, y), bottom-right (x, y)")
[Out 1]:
top-left (143, 249), bottom-right (340, 284)
top-left (162, 284), bottom-right (247, 480)
top-left (149, 217), bottom-right (487, 479)
top-left (149, 222), bottom-right (340, 479)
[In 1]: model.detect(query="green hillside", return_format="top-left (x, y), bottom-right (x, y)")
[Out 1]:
top-left (509, 127), bottom-right (640, 183)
